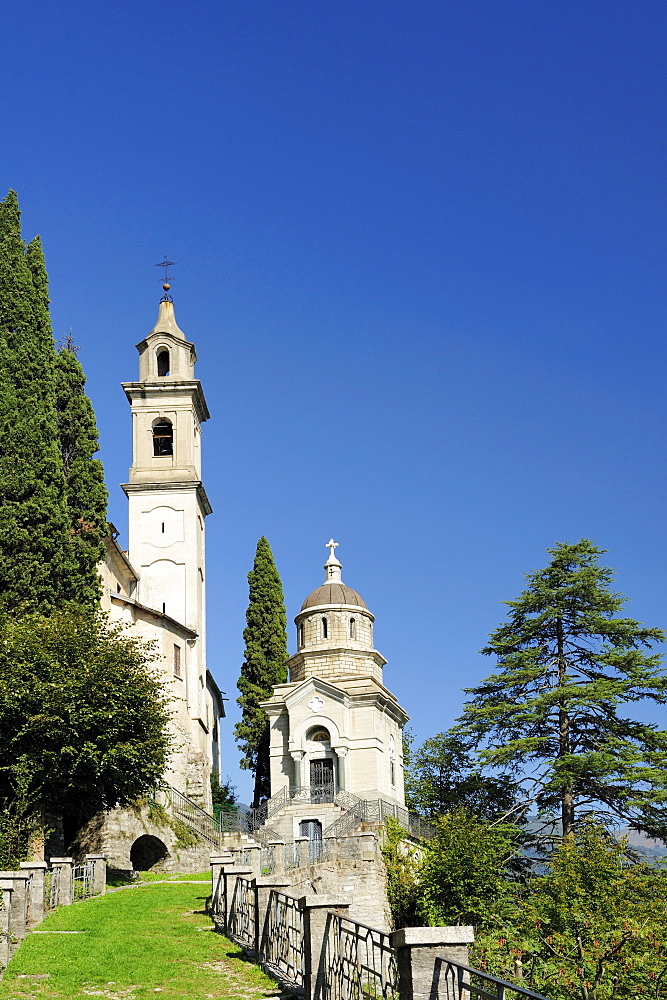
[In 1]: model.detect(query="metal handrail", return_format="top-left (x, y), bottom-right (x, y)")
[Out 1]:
top-left (436, 958), bottom-right (552, 1000)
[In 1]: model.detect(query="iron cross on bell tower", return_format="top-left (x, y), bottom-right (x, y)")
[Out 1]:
top-left (155, 255), bottom-right (176, 301)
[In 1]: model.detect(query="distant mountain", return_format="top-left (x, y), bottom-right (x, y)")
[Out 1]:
top-left (618, 826), bottom-right (667, 862)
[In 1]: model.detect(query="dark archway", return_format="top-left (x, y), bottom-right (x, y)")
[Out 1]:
top-left (130, 835), bottom-right (169, 872)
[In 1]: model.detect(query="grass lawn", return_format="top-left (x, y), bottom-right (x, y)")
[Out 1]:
top-left (0, 881), bottom-right (283, 1000)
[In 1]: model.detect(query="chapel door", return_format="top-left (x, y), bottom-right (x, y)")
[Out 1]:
top-left (309, 758), bottom-right (334, 802)
top-left (299, 819), bottom-right (323, 862)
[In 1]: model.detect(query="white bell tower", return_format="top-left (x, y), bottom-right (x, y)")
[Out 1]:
top-left (121, 291), bottom-right (211, 667)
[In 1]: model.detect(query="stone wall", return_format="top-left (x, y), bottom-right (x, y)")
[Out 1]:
top-left (71, 802), bottom-right (216, 874)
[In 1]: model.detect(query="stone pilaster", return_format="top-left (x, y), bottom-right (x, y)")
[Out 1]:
top-left (389, 926), bottom-right (475, 1000)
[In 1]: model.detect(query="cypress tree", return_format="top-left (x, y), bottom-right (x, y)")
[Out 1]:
top-left (235, 536), bottom-right (288, 807)
top-left (55, 337), bottom-right (108, 607)
top-left (457, 539), bottom-right (667, 840)
top-left (0, 192), bottom-right (74, 612)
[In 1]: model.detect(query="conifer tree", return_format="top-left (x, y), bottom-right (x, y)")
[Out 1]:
top-left (235, 537), bottom-right (288, 807)
top-left (0, 191), bottom-right (74, 612)
top-left (457, 540), bottom-right (667, 840)
top-left (55, 337), bottom-right (108, 607)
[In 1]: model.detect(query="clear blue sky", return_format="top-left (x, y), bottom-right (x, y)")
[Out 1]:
top-left (3, 1), bottom-right (667, 802)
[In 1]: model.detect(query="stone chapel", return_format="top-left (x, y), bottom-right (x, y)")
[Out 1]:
top-left (261, 541), bottom-right (409, 841)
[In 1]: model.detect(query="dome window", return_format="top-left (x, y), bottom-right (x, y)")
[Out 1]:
top-left (349, 617), bottom-right (356, 639)
top-left (321, 617), bottom-right (328, 639)
top-left (298, 623), bottom-right (304, 647)
top-left (157, 349), bottom-right (170, 376)
top-left (153, 419), bottom-right (173, 457)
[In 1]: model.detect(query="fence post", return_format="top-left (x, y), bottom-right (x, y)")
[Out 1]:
top-left (348, 831), bottom-right (377, 860)
top-left (0, 873), bottom-right (30, 951)
top-left (294, 835), bottom-right (308, 866)
top-left (245, 844), bottom-right (261, 877)
top-left (0, 880), bottom-right (13, 968)
top-left (85, 854), bottom-right (107, 896)
top-left (253, 876), bottom-right (292, 958)
top-left (324, 835), bottom-right (338, 861)
top-left (50, 858), bottom-right (74, 907)
top-left (299, 895), bottom-right (350, 1000)
top-left (223, 865), bottom-right (252, 936)
top-left (389, 927), bottom-right (475, 1000)
top-left (268, 840), bottom-right (284, 875)
top-left (19, 861), bottom-right (48, 927)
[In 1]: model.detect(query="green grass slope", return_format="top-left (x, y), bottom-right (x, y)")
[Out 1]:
top-left (0, 881), bottom-right (280, 1000)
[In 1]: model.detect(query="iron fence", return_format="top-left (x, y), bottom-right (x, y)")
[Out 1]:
top-left (261, 890), bottom-right (304, 988)
top-left (211, 867), bottom-right (225, 916)
top-left (322, 912), bottom-right (398, 1000)
top-left (158, 784), bottom-right (223, 846)
top-left (434, 958), bottom-right (552, 1000)
top-left (43, 867), bottom-right (60, 911)
top-left (72, 861), bottom-right (94, 900)
top-left (323, 789), bottom-right (436, 842)
top-left (228, 877), bottom-right (256, 949)
top-left (24, 871), bottom-right (34, 924)
top-left (260, 845), bottom-right (275, 874)
top-left (289, 783), bottom-right (336, 805)
top-left (284, 842), bottom-right (302, 869)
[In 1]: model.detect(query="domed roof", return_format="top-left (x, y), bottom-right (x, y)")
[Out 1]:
top-left (301, 582), bottom-right (367, 611)
top-left (299, 540), bottom-right (368, 611)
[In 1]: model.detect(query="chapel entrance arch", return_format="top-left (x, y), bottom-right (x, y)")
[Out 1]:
top-left (309, 758), bottom-right (334, 802)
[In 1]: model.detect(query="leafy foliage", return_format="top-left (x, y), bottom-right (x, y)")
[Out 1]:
top-left (211, 772), bottom-right (238, 813)
top-left (457, 540), bottom-right (667, 840)
top-left (0, 760), bottom-right (42, 868)
top-left (405, 729), bottom-right (524, 822)
top-left (418, 809), bottom-right (525, 928)
top-left (381, 817), bottom-right (423, 928)
top-left (0, 607), bottom-right (171, 825)
top-left (474, 822), bottom-right (667, 999)
top-left (235, 537), bottom-right (287, 806)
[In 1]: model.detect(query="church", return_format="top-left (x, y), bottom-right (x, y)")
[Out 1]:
top-left (91, 290), bottom-right (408, 870)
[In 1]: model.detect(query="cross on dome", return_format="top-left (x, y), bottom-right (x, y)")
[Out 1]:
top-left (324, 537), bottom-right (343, 582)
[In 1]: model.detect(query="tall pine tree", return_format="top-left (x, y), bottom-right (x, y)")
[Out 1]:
top-left (55, 337), bottom-right (108, 606)
top-left (235, 537), bottom-right (288, 806)
top-left (0, 192), bottom-right (73, 612)
top-left (457, 540), bottom-right (667, 840)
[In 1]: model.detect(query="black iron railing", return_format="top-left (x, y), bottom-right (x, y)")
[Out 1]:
top-left (435, 958), bottom-right (552, 1000)
top-left (322, 912), bottom-right (398, 1000)
top-left (72, 861), bottom-right (94, 900)
top-left (228, 876), bottom-right (256, 949)
top-left (261, 890), bottom-right (304, 988)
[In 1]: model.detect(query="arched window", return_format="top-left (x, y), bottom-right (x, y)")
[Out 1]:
top-left (308, 727), bottom-right (330, 744)
top-left (321, 617), bottom-right (328, 639)
top-left (298, 623), bottom-right (304, 646)
top-left (153, 419), bottom-right (173, 456)
top-left (349, 617), bottom-right (356, 639)
top-left (157, 349), bottom-right (170, 376)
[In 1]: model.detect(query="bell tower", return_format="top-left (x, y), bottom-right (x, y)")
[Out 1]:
top-left (121, 292), bottom-right (211, 644)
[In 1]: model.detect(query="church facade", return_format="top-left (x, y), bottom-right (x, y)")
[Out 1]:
top-left (99, 295), bottom-right (224, 811)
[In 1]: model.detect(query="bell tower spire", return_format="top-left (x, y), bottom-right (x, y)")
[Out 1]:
top-left (121, 293), bottom-right (211, 633)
